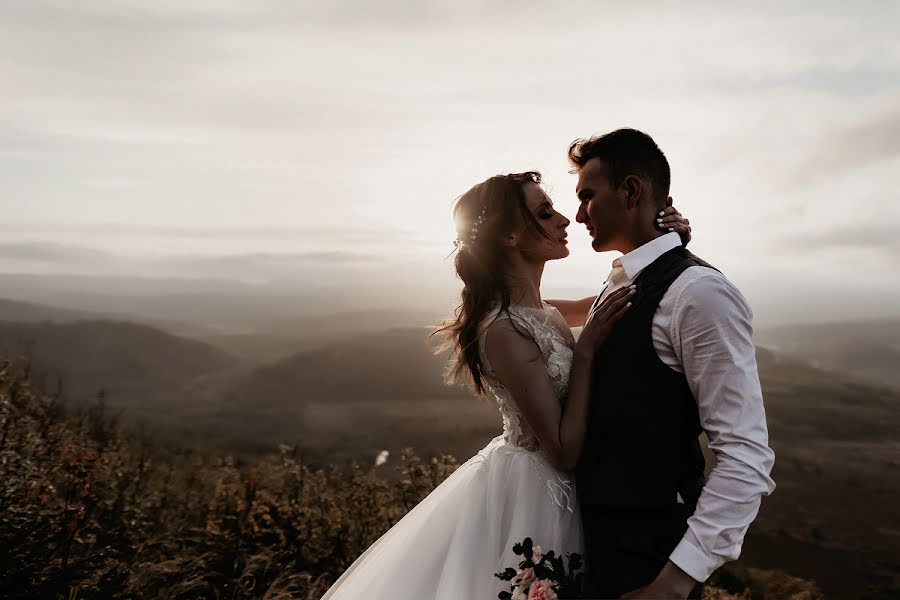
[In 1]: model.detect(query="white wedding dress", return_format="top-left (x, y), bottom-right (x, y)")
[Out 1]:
top-left (321, 303), bottom-right (585, 599)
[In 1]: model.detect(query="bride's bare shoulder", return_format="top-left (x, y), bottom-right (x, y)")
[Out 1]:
top-left (483, 317), bottom-right (542, 371)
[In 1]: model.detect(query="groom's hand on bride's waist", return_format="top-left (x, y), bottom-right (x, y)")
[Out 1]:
top-left (619, 561), bottom-right (698, 599)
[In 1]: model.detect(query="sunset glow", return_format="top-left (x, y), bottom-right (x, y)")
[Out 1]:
top-left (2, 1), bottom-right (898, 323)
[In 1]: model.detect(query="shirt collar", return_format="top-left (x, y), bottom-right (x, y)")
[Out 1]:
top-left (613, 232), bottom-right (682, 279)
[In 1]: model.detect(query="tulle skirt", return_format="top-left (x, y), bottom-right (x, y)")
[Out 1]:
top-left (321, 436), bottom-right (584, 599)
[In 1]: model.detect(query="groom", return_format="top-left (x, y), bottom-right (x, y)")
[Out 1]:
top-left (570, 129), bottom-right (775, 599)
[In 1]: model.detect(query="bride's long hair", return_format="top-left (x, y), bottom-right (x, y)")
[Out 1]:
top-left (434, 171), bottom-right (552, 396)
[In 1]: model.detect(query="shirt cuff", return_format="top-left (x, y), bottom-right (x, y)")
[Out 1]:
top-left (669, 538), bottom-right (719, 583)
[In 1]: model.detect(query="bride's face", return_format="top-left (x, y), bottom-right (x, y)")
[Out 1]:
top-left (516, 182), bottom-right (571, 262)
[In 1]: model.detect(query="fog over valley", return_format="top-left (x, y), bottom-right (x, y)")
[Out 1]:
top-left (2, 2), bottom-right (899, 597)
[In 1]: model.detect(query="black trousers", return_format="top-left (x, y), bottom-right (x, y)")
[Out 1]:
top-left (579, 503), bottom-right (703, 599)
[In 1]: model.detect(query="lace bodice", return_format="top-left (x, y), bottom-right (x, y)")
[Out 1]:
top-left (479, 303), bottom-right (576, 451)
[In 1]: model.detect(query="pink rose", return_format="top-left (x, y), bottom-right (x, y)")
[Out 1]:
top-left (516, 566), bottom-right (535, 587)
top-left (527, 579), bottom-right (557, 600)
top-left (515, 544), bottom-right (543, 587)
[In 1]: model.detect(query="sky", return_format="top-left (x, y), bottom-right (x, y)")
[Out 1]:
top-left (2, 0), bottom-right (899, 325)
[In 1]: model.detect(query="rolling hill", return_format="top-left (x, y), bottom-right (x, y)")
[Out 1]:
top-left (193, 330), bottom-right (900, 599)
top-left (755, 318), bottom-right (900, 390)
top-left (742, 347), bottom-right (900, 599)
top-left (0, 298), bottom-right (98, 322)
top-left (2, 316), bottom-right (898, 598)
top-left (0, 297), bottom-right (215, 339)
top-left (0, 321), bottom-right (496, 458)
top-left (196, 308), bottom-right (447, 363)
top-left (0, 320), bottom-right (243, 426)
top-left (188, 328), bottom-right (499, 457)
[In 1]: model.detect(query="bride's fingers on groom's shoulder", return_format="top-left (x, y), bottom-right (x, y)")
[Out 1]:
top-left (602, 286), bottom-right (634, 306)
top-left (614, 289), bottom-right (636, 310)
top-left (609, 299), bottom-right (633, 323)
top-left (598, 296), bottom-right (633, 329)
top-left (599, 287), bottom-right (626, 304)
top-left (599, 287), bottom-right (636, 314)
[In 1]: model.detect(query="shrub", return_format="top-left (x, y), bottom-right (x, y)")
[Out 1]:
top-left (0, 356), bottom-right (821, 599)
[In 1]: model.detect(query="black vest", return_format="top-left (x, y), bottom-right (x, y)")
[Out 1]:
top-left (576, 245), bottom-right (713, 508)
top-left (574, 246), bottom-right (717, 598)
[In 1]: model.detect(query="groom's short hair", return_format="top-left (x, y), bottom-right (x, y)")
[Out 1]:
top-left (568, 128), bottom-right (670, 206)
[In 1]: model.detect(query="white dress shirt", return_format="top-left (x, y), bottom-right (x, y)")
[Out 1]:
top-left (594, 232), bottom-right (776, 583)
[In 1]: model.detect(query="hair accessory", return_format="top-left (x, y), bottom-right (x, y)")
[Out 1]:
top-left (469, 204), bottom-right (488, 243)
top-left (454, 203), bottom-right (489, 249)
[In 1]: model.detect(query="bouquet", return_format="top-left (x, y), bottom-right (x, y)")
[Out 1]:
top-left (494, 537), bottom-right (584, 599)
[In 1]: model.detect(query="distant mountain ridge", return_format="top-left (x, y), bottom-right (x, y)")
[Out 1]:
top-left (0, 319), bottom-right (239, 378)
top-left (0, 298), bottom-right (99, 322)
top-left (0, 319), bottom-right (493, 458)
top-left (0, 320), bottom-right (243, 430)
top-left (0, 297), bottom-right (213, 338)
top-left (0, 273), bottom-right (449, 338)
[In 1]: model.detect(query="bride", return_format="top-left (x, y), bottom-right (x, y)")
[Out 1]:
top-left (321, 171), bottom-right (691, 599)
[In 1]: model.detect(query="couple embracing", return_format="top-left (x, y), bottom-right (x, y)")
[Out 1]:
top-left (322, 128), bottom-right (775, 599)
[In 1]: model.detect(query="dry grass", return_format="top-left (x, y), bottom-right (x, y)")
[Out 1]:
top-left (0, 356), bottom-right (822, 599)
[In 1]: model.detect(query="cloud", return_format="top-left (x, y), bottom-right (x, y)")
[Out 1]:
top-left (791, 107), bottom-right (900, 178)
top-left (0, 240), bottom-right (424, 293)
top-left (1, 1), bottom-right (899, 324)
top-left (171, 251), bottom-right (376, 269)
top-left (0, 222), bottom-right (412, 244)
top-left (774, 221), bottom-right (900, 259)
top-left (0, 242), bottom-right (113, 265)
top-left (0, 241), bottom-right (376, 269)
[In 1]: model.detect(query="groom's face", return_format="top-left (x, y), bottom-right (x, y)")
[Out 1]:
top-left (575, 158), bottom-right (627, 252)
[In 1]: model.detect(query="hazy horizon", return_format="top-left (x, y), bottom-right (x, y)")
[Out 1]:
top-left (3, 1), bottom-right (899, 326)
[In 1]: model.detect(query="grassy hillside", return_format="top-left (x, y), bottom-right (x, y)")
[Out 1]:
top-left (736, 347), bottom-right (900, 599)
top-left (198, 332), bottom-right (900, 599)
top-left (2, 318), bottom-right (898, 597)
top-left (0, 357), bottom-right (821, 600)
